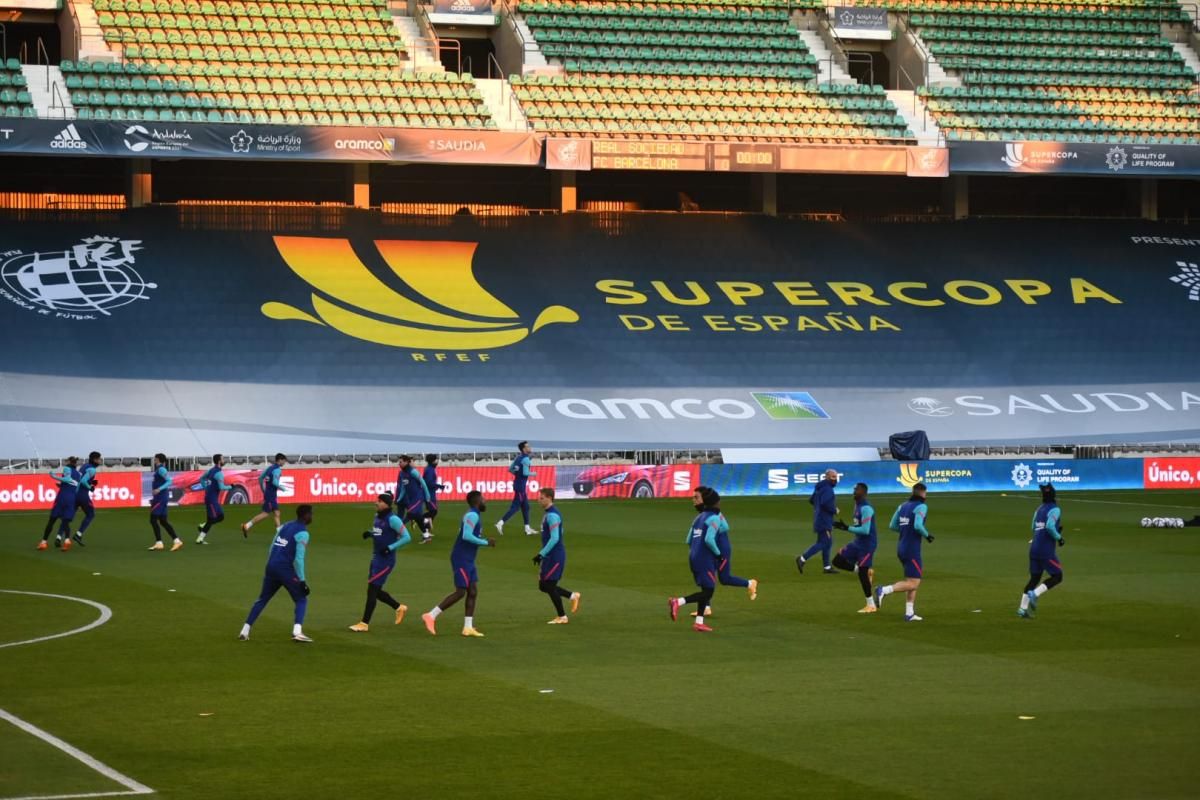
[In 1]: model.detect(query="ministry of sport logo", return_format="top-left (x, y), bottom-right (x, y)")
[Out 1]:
top-left (0, 236), bottom-right (154, 318)
top-left (1010, 463), bottom-right (1034, 489)
top-left (908, 397), bottom-right (953, 417)
top-left (1172, 261), bottom-right (1200, 301)
top-left (750, 392), bottom-right (830, 420)
top-left (262, 237), bottom-right (578, 351)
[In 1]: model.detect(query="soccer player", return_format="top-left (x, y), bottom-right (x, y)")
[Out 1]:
top-left (668, 486), bottom-right (724, 633)
top-left (422, 490), bottom-right (495, 638)
top-left (422, 453), bottom-right (448, 543)
top-left (534, 487), bottom-right (580, 624)
top-left (875, 482), bottom-right (935, 622)
top-left (830, 482), bottom-right (878, 613)
top-left (396, 455), bottom-right (432, 543)
top-left (495, 440), bottom-right (536, 537)
top-left (796, 469), bottom-right (839, 574)
top-left (238, 505), bottom-right (314, 643)
top-left (39, 457), bottom-right (80, 551)
top-left (694, 487), bottom-right (758, 617)
top-left (241, 453), bottom-right (287, 537)
top-left (196, 454), bottom-right (231, 544)
top-left (349, 493), bottom-right (411, 632)
top-left (1019, 483), bottom-right (1065, 619)
top-left (148, 452), bottom-right (182, 551)
top-left (71, 451), bottom-right (102, 548)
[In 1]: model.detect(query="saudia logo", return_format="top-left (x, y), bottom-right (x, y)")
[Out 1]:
top-left (261, 238), bottom-right (578, 351)
top-left (907, 391), bottom-right (1200, 417)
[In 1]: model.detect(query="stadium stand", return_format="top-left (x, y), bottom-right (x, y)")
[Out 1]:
top-left (864, 0), bottom-right (1200, 143)
top-left (511, 0), bottom-right (915, 141)
top-left (64, 0), bottom-right (495, 127)
top-left (0, 58), bottom-right (36, 118)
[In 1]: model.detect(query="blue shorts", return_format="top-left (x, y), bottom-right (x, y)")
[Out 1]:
top-left (840, 543), bottom-right (875, 570)
top-left (151, 498), bottom-right (169, 517)
top-left (900, 552), bottom-right (924, 579)
top-left (261, 497), bottom-right (279, 513)
top-left (1030, 557), bottom-right (1063, 576)
top-left (75, 496), bottom-right (94, 512)
top-left (452, 560), bottom-right (478, 589)
top-left (263, 568), bottom-right (306, 603)
top-left (539, 558), bottom-right (565, 582)
top-left (206, 500), bottom-right (224, 520)
top-left (52, 499), bottom-right (77, 522)
top-left (691, 562), bottom-right (718, 589)
top-left (368, 556), bottom-right (395, 587)
top-left (426, 501), bottom-right (439, 519)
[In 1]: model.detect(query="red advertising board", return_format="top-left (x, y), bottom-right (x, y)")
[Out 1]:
top-left (0, 472), bottom-right (142, 511)
top-left (274, 466), bottom-right (557, 505)
top-left (1143, 457), bottom-right (1200, 489)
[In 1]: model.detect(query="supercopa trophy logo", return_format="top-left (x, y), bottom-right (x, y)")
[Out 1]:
top-left (0, 236), bottom-right (154, 318)
top-left (262, 237), bottom-right (578, 351)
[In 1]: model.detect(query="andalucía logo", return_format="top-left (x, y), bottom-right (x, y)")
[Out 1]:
top-left (0, 236), bottom-right (153, 318)
top-left (262, 238), bottom-right (579, 350)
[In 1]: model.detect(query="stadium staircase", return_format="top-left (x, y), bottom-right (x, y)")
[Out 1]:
top-left (1174, 40), bottom-right (1200, 76)
top-left (386, 5), bottom-right (440, 71)
top-left (844, 0), bottom-right (1200, 144)
top-left (886, 88), bottom-right (940, 145)
top-left (475, 77), bottom-right (530, 129)
top-left (21, 65), bottom-right (75, 118)
top-left (796, 29), bottom-right (853, 85)
top-left (508, 0), bottom-right (915, 142)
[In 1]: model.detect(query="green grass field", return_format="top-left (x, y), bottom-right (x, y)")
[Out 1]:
top-left (2, 490), bottom-right (1199, 800)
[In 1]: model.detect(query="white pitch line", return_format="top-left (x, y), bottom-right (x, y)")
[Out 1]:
top-left (1000, 495), bottom-right (1199, 511)
top-left (0, 591), bottom-right (112, 650)
top-left (0, 708), bottom-right (153, 799)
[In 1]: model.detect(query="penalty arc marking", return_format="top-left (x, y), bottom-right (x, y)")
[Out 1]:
top-left (0, 590), bottom-right (113, 650)
top-left (0, 591), bottom-right (152, 799)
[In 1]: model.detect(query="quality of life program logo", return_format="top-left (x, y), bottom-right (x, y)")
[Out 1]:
top-left (0, 236), bottom-right (153, 318)
top-left (1172, 261), bottom-right (1200, 301)
top-left (1010, 462), bottom-right (1034, 489)
top-left (750, 392), bottom-right (831, 420)
top-left (261, 237), bottom-right (579, 351)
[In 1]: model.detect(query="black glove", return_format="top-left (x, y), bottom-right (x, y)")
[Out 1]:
top-left (1058, 537), bottom-right (1065, 547)
top-left (532, 553), bottom-right (542, 565)
top-left (832, 519), bottom-right (849, 531)
top-left (925, 534), bottom-right (935, 543)
top-left (299, 581), bottom-right (310, 596)
top-left (362, 531), bottom-right (373, 540)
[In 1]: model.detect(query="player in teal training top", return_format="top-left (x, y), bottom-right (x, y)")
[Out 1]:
top-left (239, 505), bottom-right (314, 643)
top-left (876, 483), bottom-right (935, 622)
top-left (423, 491), bottom-right (495, 637)
top-left (242, 453), bottom-right (287, 537)
top-left (1018, 483), bottom-right (1065, 619)
top-left (534, 487), bottom-right (580, 624)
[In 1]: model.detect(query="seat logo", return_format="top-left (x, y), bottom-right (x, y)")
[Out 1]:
top-left (262, 237), bottom-right (578, 350)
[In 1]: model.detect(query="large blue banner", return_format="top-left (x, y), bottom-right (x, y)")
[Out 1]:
top-left (950, 140), bottom-right (1200, 177)
top-left (0, 213), bottom-right (1197, 456)
top-left (701, 459), bottom-right (1147, 497)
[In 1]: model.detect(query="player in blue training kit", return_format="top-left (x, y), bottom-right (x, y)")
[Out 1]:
top-left (70, 451), bottom-right (102, 548)
top-left (422, 454), bottom-right (449, 543)
top-left (242, 452), bottom-right (288, 537)
top-left (40, 457), bottom-right (80, 551)
top-left (694, 489), bottom-right (758, 618)
top-left (496, 440), bottom-right (537, 537)
top-left (350, 493), bottom-right (412, 632)
top-left (239, 505), bottom-right (314, 643)
top-left (196, 454), bottom-right (231, 544)
top-left (396, 454), bottom-right (433, 543)
top-left (534, 487), bottom-right (581, 624)
top-left (669, 486), bottom-right (725, 633)
top-left (797, 469), bottom-right (840, 574)
top-left (1019, 483), bottom-right (1065, 619)
top-left (148, 452), bottom-right (182, 551)
top-left (423, 491), bottom-right (495, 637)
top-left (876, 482), bottom-right (935, 622)
top-left (831, 482), bottom-right (879, 613)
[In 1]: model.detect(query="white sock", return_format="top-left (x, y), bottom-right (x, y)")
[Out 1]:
top-left (853, 564), bottom-right (859, 574)
top-left (292, 624), bottom-right (302, 636)
top-left (464, 616), bottom-right (474, 629)
top-left (881, 585), bottom-right (895, 596)
top-left (695, 615), bottom-right (704, 625)
top-left (905, 602), bottom-right (915, 616)
top-left (245, 520), bottom-right (254, 529)
top-left (240, 624), bottom-right (250, 636)
top-left (678, 597), bottom-right (688, 606)
top-left (867, 597), bottom-right (876, 608)
top-left (1034, 584), bottom-right (1048, 597)
top-left (429, 607), bottom-right (442, 619)
top-left (1019, 594), bottom-right (1030, 610)
top-left (798, 555), bottom-right (806, 563)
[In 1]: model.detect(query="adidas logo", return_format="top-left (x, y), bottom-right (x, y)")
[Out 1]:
top-left (50, 124), bottom-right (88, 150)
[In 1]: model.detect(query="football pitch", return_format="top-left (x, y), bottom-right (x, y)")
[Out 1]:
top-left (2, 490), bottom-right (1198, 800)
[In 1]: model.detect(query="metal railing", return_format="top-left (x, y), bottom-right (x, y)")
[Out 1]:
top-left (70, 0), bottom-right (83, 60)
top-left (486, 50), bottom-right (530, 129)
top-left (500, 0), bottom-right (542, 60)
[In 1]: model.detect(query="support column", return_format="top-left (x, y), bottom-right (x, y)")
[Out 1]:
top-left (556, 170), bottom-right (577, 213)
top-left (348, 163), bottom-right (370, 209)
top-left (944, 174), bottom-right (968, 220)
top-left (1140, 178), bottom-right (1158, 221)
top-left (760, 172), bottom-right (777, 217)
top-left (127, 158), bottom-right (152, 208)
